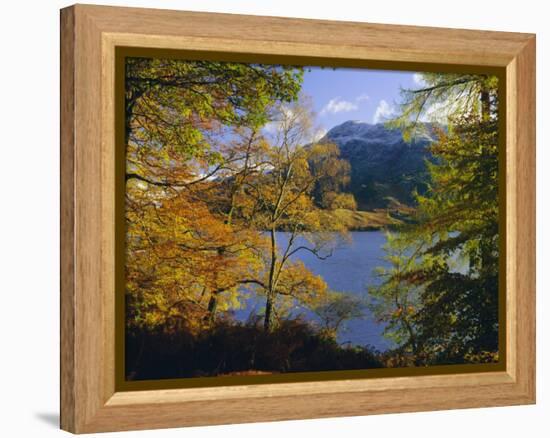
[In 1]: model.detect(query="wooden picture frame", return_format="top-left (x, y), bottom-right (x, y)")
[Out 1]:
top-left (60, 4), bottom-right (536, 433)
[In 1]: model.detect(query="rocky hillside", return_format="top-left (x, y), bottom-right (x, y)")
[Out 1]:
top-left (320, 121), bottom-right (435, 210)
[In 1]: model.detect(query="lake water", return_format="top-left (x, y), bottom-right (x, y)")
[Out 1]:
top-left (232, 231), bottom-right (394, 351)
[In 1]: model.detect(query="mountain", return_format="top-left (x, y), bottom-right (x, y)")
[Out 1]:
top-left (320, 121), bottom-right (435, 210)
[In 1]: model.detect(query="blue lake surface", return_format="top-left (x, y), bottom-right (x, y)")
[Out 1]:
top-left (232, 231), bottom-right (394, 351)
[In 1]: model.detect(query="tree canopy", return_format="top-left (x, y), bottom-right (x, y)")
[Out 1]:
top-left (124, 58), bottom-right (353, 340)
top-left (370, 73), bottom-right (500, 365)
top-left (123, 60), bottom-right (501, 379)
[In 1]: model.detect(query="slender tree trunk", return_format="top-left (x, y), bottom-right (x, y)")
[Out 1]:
top-left (206, 249), bottom-right (227, 322)
top-left (207, 293), bottom-right (218, 323)
top-left (264, 227), bottom-right (278, 332)
top-left (264, 295), bottom-right (274, 332)
top-left (226, 192), bottom-right (236, 225)
top-left (226, 130), bottom-right (254, 225)
top-left (402, 317), bottom-right (421, 364)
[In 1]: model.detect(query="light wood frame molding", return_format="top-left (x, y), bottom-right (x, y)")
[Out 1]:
top-left (60, 4), bottom-right (536, 433)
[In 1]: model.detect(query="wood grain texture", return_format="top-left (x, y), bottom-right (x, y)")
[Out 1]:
top-left (82, 4), bottom-right (531, 66)
top-left (511, 37), bottom-right (536, 398)
top-left (60, 6), bottom-right (75, 433)
top-left (60, 4), bottom-right (536, 433)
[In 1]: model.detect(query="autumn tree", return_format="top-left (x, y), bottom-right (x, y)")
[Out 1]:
top-left (322, 192), bottom-right (357, 211)
top-left (309, 142), bottom-right (353, 209)
top-left (193, 127), bottom-right (273, 319)
top-left (234, 100), bottom-right (352, 331)
top-left (124, 57), bottom-right (304, 190)
top-left (125, 182), bottom-right (267, 332)
top-left (124, 58), bottom-right (304, 332)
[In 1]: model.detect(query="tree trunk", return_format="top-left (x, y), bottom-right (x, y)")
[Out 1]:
top-left (264, 294), bottom-right (274, 332)
top-left (207, 293), bottom-right (218, 323)
top-left (264, 228), bottom-right (278, 332)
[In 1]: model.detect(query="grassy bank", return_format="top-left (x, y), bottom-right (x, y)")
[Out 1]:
top-left (317, 208), bottom-right (402, 231)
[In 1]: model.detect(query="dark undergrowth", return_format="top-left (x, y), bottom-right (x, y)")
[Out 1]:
top-left (125, 318), bottom-right (385, 381)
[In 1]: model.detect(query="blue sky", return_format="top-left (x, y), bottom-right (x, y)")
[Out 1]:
top-left (301, 67), bottom-right (423, 136)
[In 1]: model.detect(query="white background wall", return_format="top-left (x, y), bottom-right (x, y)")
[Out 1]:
top-left (0, 0), bottom-right (546, 436)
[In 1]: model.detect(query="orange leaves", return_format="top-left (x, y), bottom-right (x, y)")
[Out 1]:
top-left (275, 260), bottom-right (328, 304)
top-left (124, 70), bottom-right (352, 335)
top-left (125, 184), bottom-right (266, 330)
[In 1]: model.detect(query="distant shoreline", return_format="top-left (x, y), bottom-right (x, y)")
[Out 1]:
top-left (264, 208), bottom-right (405, 232)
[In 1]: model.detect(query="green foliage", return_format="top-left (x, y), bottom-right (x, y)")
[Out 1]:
top-left (368, 232), bottom-right (425, 354)
top-left (124, 59), bottom-right (355, 345)
top-left (411, 116), bottom-right (500, 362)
top-left (371, 115), bottom-right (500, 364)
top-left (370, 72), bottom-right (500, 365)
top-left (388, 72), bottom-right (498, 141)
top-left (124, 59), bottom-right (501, 378)
top-left (124, 58), bottom-right (305, 336)
top-left (125, 57), bottom-right (303, 175)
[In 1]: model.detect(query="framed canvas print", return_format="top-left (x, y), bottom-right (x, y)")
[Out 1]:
top-left (60, 4), bottom-right (536, 434)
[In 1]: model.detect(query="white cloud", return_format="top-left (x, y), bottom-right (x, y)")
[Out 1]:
top-left (373, 100), bottom-right (395, 123)
top-left (355, 93), bottom-right (370, 102)
top-left (413, 73), bottom-right (426, 86)
top-left (320, 97), bottom-right (358, 115)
